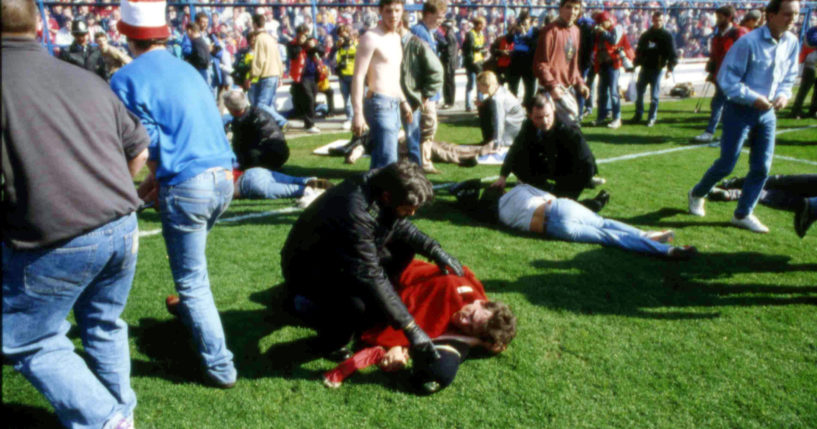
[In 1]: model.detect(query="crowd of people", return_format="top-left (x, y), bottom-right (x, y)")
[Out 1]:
top-left (3, 0), bottom-right (816, 427)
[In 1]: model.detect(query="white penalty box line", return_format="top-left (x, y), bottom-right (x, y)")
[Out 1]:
top-left (139, 127), bottom-right (816, 237)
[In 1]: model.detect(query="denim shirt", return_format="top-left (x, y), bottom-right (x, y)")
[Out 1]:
top-left (717, 25), bottom-right (800, 106)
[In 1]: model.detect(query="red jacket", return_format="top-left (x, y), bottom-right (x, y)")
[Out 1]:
top-left (593, 27), bottom-right (633, 72)
top-left (707, 25), bottom-right (748, 77)
top-left (360, 260), bottom-right (487, 348)
top-left (287, 41), bottom-right (308, 83)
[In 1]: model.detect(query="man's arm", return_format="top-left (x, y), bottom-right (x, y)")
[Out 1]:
top-left (772, 39), bottom-right (801, 109)
top-left (352, 32), bottom-right (376, 136)
top-left (717, 38), bottom-right (767, 108)
top-left (421, 44), bottom-right (444, 100)
top-left (490, 119), bottom-right (527, 188)
top-left (533, 28), bottom-right (557, 90)
top-left (664, 30), bottom-right (679, 72)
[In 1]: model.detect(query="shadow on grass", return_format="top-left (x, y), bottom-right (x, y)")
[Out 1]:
top-left (491, 248), bottom-right (816, 319)
top-left (2, 404), bottom-right (61, 428)
top-left (614, 207), bottom-right (735, 229)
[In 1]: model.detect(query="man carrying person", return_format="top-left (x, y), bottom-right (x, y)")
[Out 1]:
top-left (248, 13), bottom-right (288, 129)
top-left (3, 0), bottom-right (149, 425)
top-left (631, 11), bottom-right (678, 127)
top-left (532, 0), bottom-right (590, 124)
top-left (281, 160), bottom-right (463, 371)
top-left (95, 31), bottom-right (131, 80)
top-left (352, 0), bottom-right (412, 169)
top-left (59, 19), bottom-right (106, 79)
top-left (693, 5), bottom-right (749, 143)
top-left (111, 0), bottom-right (239, 388)
top-left (688, 0), bottom-right (801, 233)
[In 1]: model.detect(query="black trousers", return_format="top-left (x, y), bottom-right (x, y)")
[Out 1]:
top-left (291, 77), bottom-right (317, 128)
top-left (287, 241), bottom-right (416, 352)
top-left (477, 101), bottom-right (496, 143)
top-left (726, 174), bottom-right (817, 212)
top-left (791, 67), bottom-right (817, 117)
top-left (443, 61), bottom-right (457, 105)
top-left (507, 54), bottom-right (535, 106)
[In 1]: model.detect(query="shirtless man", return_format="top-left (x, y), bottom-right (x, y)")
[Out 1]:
top-left (351, 0), bottom-right (413, 169)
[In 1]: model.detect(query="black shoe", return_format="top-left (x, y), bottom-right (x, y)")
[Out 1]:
top-left (628, 116), bottom-right (642, 124)
top-left (718, 177), bottom-right (742, 189)
top-left (794, 198), bottom-right (815, 238)
top-left (593, 190), bottom-right (610, 212)
top-left (458, 156), bottom-right (479, 168)
top-left (668, 245), bottom-right (698, 260)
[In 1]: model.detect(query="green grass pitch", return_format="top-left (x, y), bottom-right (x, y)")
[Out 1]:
top-left (3, 97), bottom-right (816, 428)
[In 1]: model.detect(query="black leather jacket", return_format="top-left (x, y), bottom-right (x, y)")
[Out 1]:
top-left (281, 170), bottom-right (440, 330)
top-left (231, 106), bottom-right (289, 170)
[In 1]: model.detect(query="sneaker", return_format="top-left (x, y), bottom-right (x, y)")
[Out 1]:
top-left (646, 119), bottom-right (656, 127)
top-left (305, 126), bottom-right (321, 134)
top-left (607, 118), bottom-right (621, 129)
top-left (646, 230), bottom-right (675, 243)
top-left (423, 165), bottom-right (442, 175)
top-left (345, 145), bottom-right (364, 164)
top-left (342, 121), bottom-right (351, 131)
top-left (296, 186), bottom-right (325, 208)
top-left (794, 198), bottom-right (815, 238)
top-left (280, 122), bottom-right (289, 133)
top-left (688, 190), bottom-right (705, 216)
top-left (731, 214), bottom-right (769, 233)
top-left (590, 176), bottom-right (607, 188)
top-left (667, 245), bottom-right (698, 260)
top-left (693, 132), bottom-right (714, 142)
top-left (206, 372), bottom-right (237, 389)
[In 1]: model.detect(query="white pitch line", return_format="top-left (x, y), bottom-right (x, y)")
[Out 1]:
top-left (138, 206), bottom-right (304, 237)
top-left (774, 124), bottom-right (817, 135)
top-left (596, 143), bottom-right (710, 164)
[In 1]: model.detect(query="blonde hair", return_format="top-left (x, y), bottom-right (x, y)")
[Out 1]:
top-left (472, 16), bottom-right (486, 27)
top-left (477, 71), bottom-right (499, 95)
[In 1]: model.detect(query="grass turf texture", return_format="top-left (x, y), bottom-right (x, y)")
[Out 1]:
top-left (3, 97), bottom-right (816, 428)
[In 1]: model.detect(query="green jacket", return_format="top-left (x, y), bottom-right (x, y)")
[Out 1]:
top-left (400, 33), bottom-right (443, 111)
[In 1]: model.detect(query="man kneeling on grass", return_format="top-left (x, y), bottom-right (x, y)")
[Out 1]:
top-left (451, 181), bottom-right (697, 259)
top-left (322, 259), bottom-right (517, 394)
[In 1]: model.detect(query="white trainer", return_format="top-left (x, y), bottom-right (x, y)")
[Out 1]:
top-left (305, 126), bottom-right (321, 134)
top-left (607, 118), bottom-right (622, 129)
top-left (731, 214), bottom-right (769, 233)
top-left (688, 190), bottom-right (705, 216)
top-left (694, 132), bottom-right (714, 142)
top-left (342, 121), bottom-right (351, 131)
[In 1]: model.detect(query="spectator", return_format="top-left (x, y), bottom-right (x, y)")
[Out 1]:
top-left (184, 22), bottom-right (212, 84)
top-left (507, 10), bottom-right (537, 106)
top-left (335, 23), bottom-right (358, 130)
top-left (790, 25), bottom-right (817, 119)
top-left (249, 13), bottom-right (288, 128)
top-left (436, 19), bottom-right (459, 108)
top-left (111, 0), bottom-right (238, 388)
top-left (488, 30), bottom-right (514, 85)
top-left (94, 31), bottom-right (131, 80)
top-left (288, 24), bottom-right (322, 133)
top-left (631, 11), bottom-right (678, 127)
top-left (740, 9), bottom-right (763, 31)
top-left (591, 11), bottom-right (631, 129)
top-left (59, 19), bottom-right (106, 79)
top-left (463, 16), bottom-right (487, 111)
top-left (2, 0), bottom-right (148, 425)
top-left (687, 0), bottom-right (801, 234)
top-left (476, 71), bottom-right (525, 150)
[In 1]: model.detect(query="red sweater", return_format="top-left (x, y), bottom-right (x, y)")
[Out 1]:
top-left (360, 260), bottom-right (487, 348)
top-left (708, 25), bottom-right (748, 77)
top-left (534, 21), bottom-right (585, 90)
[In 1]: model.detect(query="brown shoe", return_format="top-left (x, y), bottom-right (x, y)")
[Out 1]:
top-left (306, 178), bottom-right (334, 190)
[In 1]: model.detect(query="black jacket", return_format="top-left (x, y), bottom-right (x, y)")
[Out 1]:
top-left (187, 36), bottom-right (211, 71)
top-left (635, 27), bottom-right (678, 71)
top-left (500, 119), bottom-right (597, 197)
top-left (59, 42), bottom-right (105, 79)
top-left (231, 106), bottom-right (289, 170)
top-left (436, 30), bottom-right (459, 67)
top-left (281, 171), bottom-right (440, 330)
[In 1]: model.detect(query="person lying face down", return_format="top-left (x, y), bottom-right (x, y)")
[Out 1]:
top-left (324, 260), bottom-right (517, 394)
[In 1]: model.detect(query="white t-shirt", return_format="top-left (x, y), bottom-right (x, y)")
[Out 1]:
top-left (498, 184), bottom-right (555, 231)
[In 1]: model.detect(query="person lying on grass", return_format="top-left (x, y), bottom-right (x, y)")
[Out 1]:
top-left (451, 180), bottom-right (697, 259)
top-left (322, 259), bottom-right (517, 394)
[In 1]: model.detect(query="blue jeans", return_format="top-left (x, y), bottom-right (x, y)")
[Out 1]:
top-left (465, 70), bottom-right (483, 110)
top-left (546, 199), bottom-right (671, 255)
top-left (403, 108), bottom-right (422, 166)
top-left (692, 101), bottom-right (777, 218)
top-left (3, 213), bottom-right (138, 428)
top-left (705, 84), bottom-right (727, 134)
top-left (339, 75), bottom-right (353, 120)
top-left (579, 66), bottom-right (594, 114)
top-left (809, 197), bottom-right (817, 218)
top-left (597, 65), bottom-right (621, 122)
top-left (250, 76), bottom-right (288, 127)
top-left (635, 67), bottom-right (662, 121)
top-left (238, 167), bottom-right (309, 199)
top-left (158, 168), bottom-right (236, 385)
top-left (364, 93), bottom-right (401, 170)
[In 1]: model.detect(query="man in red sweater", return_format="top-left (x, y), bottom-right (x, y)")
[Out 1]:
top-left (693, 5), bottom-right (748, 143)
top-left (533, 0), bottom-right (589, 118)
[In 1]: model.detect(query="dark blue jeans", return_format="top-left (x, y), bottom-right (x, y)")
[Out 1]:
top-left (597, 64), bottom-right (621, 122)
top-left (705, 84), bottom-right (727, 134)
top-left (250, 76), bottom-right (287, 127)
top-left (635, 67), bottom-right (662, 121)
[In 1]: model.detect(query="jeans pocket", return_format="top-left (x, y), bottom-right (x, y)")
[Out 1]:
top-left (24, 244), bottom-right (99, 297)
top-left (169, 194), bottom-right (214, 232)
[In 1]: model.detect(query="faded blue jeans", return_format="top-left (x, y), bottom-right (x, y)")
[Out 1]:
top-left (250, 76), bottom-right (288, 127)
top-left (238, 167), bottom-right (309, 199)
top-left (364, 92), bottom-right (401, 169)
top-left (635, 67), bottom-right (662, 121)
top-left (597, 64), bottom-right (621, 122)
top-left (339, 75), bottom-right (354, 121)
top-left (705, 84), bottom-right (727, 135)
top-left (3, 213), bottom-right (138, 429)
top-left (691, 101), bottom-right (776, 218)
top-left (546, 198), bottom-right (672, 255)
top-left (159, 168), bottom-right (237, 385)
top-left (403, 107), bottom-right (423, 166)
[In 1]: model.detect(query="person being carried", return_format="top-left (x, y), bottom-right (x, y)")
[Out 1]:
top-left (281, 161), bottom-right (464, 372)
top-left (351, 0), bottom-right (412, 169)
top-left (490, 91), bottom-right (608, 211)
top-left (323, 260), bottom-right (517, 394)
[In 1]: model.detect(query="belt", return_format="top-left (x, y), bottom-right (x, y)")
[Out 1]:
top-left (204, 167), bottom-right (233, 182)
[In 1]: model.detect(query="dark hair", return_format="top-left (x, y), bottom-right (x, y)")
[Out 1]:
top-left (380, 0), bottom-right (405, 9)
top-left (766, 0), bottom-right (795, 15)
top-left (186, 22), bottom-right (200, 32)
top-left (371, 160), bottom-right (434, 208)
top-left (296, 24), bottom-right (310, 35)
top-left (195, 12), bottom-right (209, 23)
top-left (653, 11), bottom-right (664, 18)
top-left (517, 9), bottom-right (531, 24)
top-left (559, 0), bottom-right (582, 8)
top-left (525, 89), bottom-right (553, 113)
top-left (422, 0), bottom-right (447, 16)
top-left (483, 301), bottom-right (517, 349)
top-left (94, 32), bottom-right (107, 40)
top-left (129, 38), bottom-right (169, 51)
top-left (252, 13), bottom-right (265, 28)
top-left (715, 5), bottom-right (736, 19)
top-left (2, 0), bottom-right (37, 34)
